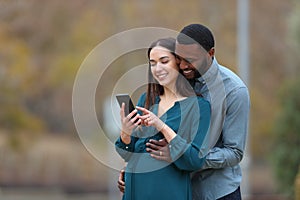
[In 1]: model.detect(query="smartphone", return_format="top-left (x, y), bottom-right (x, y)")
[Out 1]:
top-left (116, 94), bottom-right (136, 117)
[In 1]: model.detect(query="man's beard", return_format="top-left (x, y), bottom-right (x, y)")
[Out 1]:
top-left (191, 58), bottom-right (209, 79)
top-left (196, 58), bottom-right (209, 78)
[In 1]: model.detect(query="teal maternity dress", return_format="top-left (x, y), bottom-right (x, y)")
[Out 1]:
top-left (115, 93), bottom-right (211, 200)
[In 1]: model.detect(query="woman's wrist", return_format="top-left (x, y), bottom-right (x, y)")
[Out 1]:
top-left (158, 123), bottom-right (176, 143)
top-left (156, 119), bottom-right (165, 132)
top-left (120, 131), bottom-right (131, 144)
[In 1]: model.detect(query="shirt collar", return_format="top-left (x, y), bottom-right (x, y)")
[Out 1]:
top-left (198, 57), bottom-right (219, 84)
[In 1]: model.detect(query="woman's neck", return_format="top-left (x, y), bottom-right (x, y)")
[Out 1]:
top-left (160, 87), bottom-right (185, 102)
top-left (157, 87), bottom-right (185, 118)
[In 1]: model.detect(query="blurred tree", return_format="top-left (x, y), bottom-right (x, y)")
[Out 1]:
top-left (0, 0), bottom-right (295, 158)
top-left (0, 0), bottom-right (113, 133)
top-left (249, 0), bottom-right (293, 159)
top-left (0, 22), bottom-right (45, 150)
top-left (286, 0), bottom-right (300, 77)
top-left (272, 79), bottom-right (300, 197)
top-left (272, 0), bottom-right (300, 197)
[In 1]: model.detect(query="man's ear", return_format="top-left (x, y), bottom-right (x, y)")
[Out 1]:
top-left (208, 48), bottom-right (215, 57)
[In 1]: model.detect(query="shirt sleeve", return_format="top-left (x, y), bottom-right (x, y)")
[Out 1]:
top-left (170, 98), bottom-right (211, 171)
top-left (202, 87), bottom-right (250, 169)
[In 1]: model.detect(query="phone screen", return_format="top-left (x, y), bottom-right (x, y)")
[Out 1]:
top-left (116, 94), bottom-right (135, 116)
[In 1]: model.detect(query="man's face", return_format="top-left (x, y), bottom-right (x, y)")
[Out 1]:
top-left (175, 42), bottom-right (212, 80)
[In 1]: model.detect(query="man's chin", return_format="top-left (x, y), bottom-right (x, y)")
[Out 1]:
top-left (184, 73), bottom-right (195, 80)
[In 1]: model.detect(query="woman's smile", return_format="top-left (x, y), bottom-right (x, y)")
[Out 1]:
top-left (156, 73), bottom-right (168, 80)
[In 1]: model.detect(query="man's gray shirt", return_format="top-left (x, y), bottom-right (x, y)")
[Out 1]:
top-left (192, 58), bottom-right (250, 200)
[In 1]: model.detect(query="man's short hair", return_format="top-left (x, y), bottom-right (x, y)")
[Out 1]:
top-left (177, 24), bottom-right (215, 52)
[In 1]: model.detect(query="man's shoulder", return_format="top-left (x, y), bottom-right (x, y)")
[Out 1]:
top-left (217, 65), bottom-right (250, 107)
top-left (218, 65), bottom-right (248, 91)
top-left (218, 65), bottom-right (244, 84)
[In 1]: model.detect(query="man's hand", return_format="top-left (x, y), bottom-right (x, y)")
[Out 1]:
top-left (146, 138), bottom-right (172, 162)
top-left (117, 169), bottom-right (125, 193)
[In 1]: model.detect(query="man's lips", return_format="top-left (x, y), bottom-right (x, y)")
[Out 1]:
top-left (182, 69), bottom-right (193, 75)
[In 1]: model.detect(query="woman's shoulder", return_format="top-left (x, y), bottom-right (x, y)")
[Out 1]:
top-left (196, 96), bottom-right (210, 104)
top-left (185, 95), bottom-right (210, 105)
top-left (187, 96), bottom-right (211, 113)
top-left (136, 92), bottom-right (147, 106)
top-left (196, 96), bottom-right (211, 114)
top-left (180, 96), bottom-right (210, 111)
top-left (139, 92), bottom-right (147, 101)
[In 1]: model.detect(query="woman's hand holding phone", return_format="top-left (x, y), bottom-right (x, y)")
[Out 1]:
top-left (119, 103), bottom-right (141, 144)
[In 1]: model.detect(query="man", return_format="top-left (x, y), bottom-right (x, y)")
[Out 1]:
top-left (118, 24), bottom-right (250, 200)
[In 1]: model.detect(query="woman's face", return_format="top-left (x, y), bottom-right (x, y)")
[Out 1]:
top-left (149, 46), bottom-right (179, 89)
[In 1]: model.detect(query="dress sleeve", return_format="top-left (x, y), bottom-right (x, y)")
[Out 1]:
top-left (115, 136), bottom-right (138, 162)
top-left (169, 98), bottom-right (211, 171)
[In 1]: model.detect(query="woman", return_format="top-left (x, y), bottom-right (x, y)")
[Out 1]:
top-left (115, 37), bottom-right (210, 200)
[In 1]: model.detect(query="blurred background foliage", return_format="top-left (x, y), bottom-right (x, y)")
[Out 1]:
top-left (272, 78), bottom-right (300, 197)
top-left (271, 0), bottom-right (300, 197)
top-left (0, 0), bottom-right (299, 198)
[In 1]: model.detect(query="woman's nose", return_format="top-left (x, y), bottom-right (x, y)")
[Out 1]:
top-left (155, 63), bottom-right (164, 71)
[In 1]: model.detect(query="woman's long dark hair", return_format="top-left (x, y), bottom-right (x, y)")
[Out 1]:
top-left (144, 37), bottom-right (195, 109)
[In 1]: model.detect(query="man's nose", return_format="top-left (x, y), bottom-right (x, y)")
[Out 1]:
top-left (179, 59), bottom-right (189, 69)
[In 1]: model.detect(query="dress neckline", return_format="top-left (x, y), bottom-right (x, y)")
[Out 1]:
top-left (155, 96), bottom-right (196, 118)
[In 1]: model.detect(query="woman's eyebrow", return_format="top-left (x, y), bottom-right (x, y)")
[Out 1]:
top-left (159, 56), bottom-right (170, 60)
top-left (150, 56), bottom-right (169, 62)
